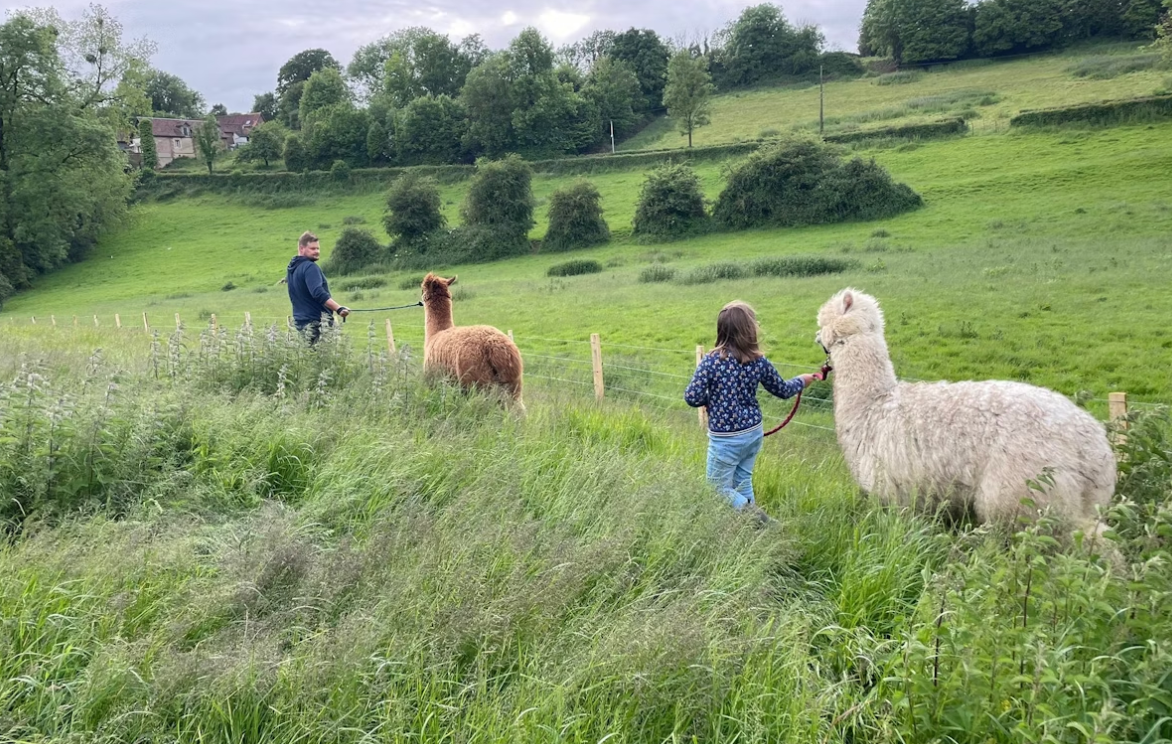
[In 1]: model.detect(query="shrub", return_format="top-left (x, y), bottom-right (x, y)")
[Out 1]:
top-left (324, 228), bottom-right (385, 275)
top-left (638, 265), bottom-right (677, 283)
top-left (678, 262), bottom-right (748, 285)
top-left (383, 173), bottom-right (447, 245)
top-left (398, 275), bottom-right (423, 290)
top-left (330, 160), bottom-right (352, 182)
top-left (547, 259), bottom-right (604, 277)
top-left (221, 281), bottom-right (237, 292)
top-left (543, 181), bottom-right (610, 252)
top-left (462, 154), bottom-right (535, 236)
top-left (750, 256), bottom-right (858, 277)
top-left (632, 163), bottom-right (709, 239)
top-left (712, 139), bottom-right (922, 229)
top-left (1010, 95), bottom-right (1172, 127)
top-left (283, 134), bottom-right (309, 172)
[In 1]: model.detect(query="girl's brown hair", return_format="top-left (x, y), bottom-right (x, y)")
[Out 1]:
top-left (714, 300), bottom-right (762, 364)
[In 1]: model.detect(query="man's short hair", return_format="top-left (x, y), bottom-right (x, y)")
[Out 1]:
top-left (298, 231), bottom-right (318, 247)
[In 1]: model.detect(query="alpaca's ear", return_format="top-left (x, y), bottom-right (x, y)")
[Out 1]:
top-left (842, 291), bottom-right (854, 312)
top-left (448, 275), bottom-right (458, 286)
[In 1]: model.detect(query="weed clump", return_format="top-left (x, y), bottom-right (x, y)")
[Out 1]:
top-left (638, 265), bottom-right (677, 283)
top-left (547, 259), bottom-right (604, 277)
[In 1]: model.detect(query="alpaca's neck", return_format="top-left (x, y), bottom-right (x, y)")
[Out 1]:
top-left (424, 298), bottom-right (453, 345)
top-left (832, 333), bottom-right (898, 414)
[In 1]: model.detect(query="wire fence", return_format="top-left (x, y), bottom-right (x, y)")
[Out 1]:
top-left (5, 310), bottom-right (1168, 433)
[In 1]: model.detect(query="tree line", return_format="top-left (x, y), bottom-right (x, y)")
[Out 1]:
top-left (860, 0), bottom-right (1167, 64)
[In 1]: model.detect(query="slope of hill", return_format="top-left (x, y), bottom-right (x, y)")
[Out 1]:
top-left (621, 43), bottom-right (1169, 151)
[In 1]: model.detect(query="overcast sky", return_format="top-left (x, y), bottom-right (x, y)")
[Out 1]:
top-left (5, 0), bottom-right (866, 113)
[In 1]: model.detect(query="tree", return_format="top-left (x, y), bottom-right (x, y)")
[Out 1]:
top-left (461, 53), bottom-right (518, 156)
top-left (462, 154), bottom-right (535, 236)
top-left (585, 57), bottom-right (643, 138)
top-left (664, 51), bottom-right (715, 148)
top-left (238, 120), bottom-right (284, 166)
top-left (861, 0), bottom-right (971, 64)
top-left (299, 67), bottom-right (351, 132)
top-left (1122, 0), bottom-right (1166, 36)
top-left (366, 118), bottom-right (393, 165)
top-left (1157, 0), bottom-right (1172, 58)
top-left (721, 4), bottom-right (823, 86)
top-left (349, 28), bottom-right (481, 105)
top-left (973, 0), bottom-right (1066, 55)
top-left (383, 173), bottom-right (447, 244)
top-left (252, 92), bottom-right (278, 121)
top-left (396, 95), bottom-right (467, 164)
top-left (144, 69), bottom-right (204, 117)
top-left (609, 29), bottom-right (671, 111)
top-left (632, 164), bottom-right (709, 238)
top-left (195, 114), bottom-right (221, 173)
top-left (283, 134), bottom-right (309, 171)
top-left (276, 48), bottom-right (339, 128)
top-left (558, 30), bottom-right (617, 71)
top-left (137, 118), bottom-right (157, 169)
top-left (0, 9), bottom-right (144, 294)
top-left (305, 105), bottom-right (371, 168)
top-left (209, 103), bottom-right (228, 116)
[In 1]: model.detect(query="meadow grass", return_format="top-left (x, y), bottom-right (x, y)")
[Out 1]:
top-left (0, 326), bottom-right (1169, 743)
top-left (621, 41), bottom-right (1169, 150)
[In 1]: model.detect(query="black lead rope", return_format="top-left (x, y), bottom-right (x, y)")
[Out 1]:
top-left (337, 301), bottom-right (423, 322)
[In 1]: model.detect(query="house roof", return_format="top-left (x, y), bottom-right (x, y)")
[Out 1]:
top-left (149, 117), bottom-right (205, 137)
top-left (217, 113), bottom-right (264, 136)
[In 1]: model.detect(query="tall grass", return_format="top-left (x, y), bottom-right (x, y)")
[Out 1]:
top-left (1, 323), bottom-right (1169, 742)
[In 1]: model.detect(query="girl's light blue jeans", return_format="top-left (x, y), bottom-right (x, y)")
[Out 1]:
top-left (706, 426), bottom-right (764, 510)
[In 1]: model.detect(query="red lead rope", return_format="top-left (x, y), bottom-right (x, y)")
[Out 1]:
top-left (763, 363), bottom-right (833, 437)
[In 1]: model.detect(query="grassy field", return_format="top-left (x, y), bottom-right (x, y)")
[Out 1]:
top-left (622, 42), bottom-right (1170, 150)
top-left (3, 56), bottom-right (1172, 741)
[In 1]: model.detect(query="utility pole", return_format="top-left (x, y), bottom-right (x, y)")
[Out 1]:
top-left (610, 119), bottom-right (615, 154)
top-left (819, 65), bottom-right (825, 137)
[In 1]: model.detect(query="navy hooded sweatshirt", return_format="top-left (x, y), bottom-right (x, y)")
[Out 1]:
top-left (287, 255), bottom-right (333, 325)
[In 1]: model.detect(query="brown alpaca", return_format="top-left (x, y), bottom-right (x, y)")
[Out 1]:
top-left (421, 273), bottom-right (525, 411)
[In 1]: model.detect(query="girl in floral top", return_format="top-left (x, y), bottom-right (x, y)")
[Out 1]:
top-left (685, 301), bottom-right (815, 513)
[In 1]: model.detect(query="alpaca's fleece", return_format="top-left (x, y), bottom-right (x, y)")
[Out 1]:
top-left (421, 273), bottom-right (525, 410)
top-left (816, 288), bottom-right (1115, 530)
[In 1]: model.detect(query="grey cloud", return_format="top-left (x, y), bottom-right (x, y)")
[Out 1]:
top-left (20, 0), bottom-right (865, 112)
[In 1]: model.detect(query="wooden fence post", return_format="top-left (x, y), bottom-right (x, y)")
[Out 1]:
top-left (590, 332), bottom-right (605, 402)
top-left (73, 315), bottom-right (78, 327)
top-left (115, 313), bottom-right (122, 329)
top-left (507, 329), bottom-right (514, 341)
top-left (50, 315), bottom-right (56, 327)
top-left (30, 316), bottom-right (36, 325)
top-left (175, 313), bottom-right (181, 331)
top-left (244, 311), bottom-right (252, 327)
top-left (210, 313), bottom-right (217, 332)
top-left (1109, 392), bottom-right (1128, 449)
top-left (143, 312), bottom-right (150, 335)
top-left (93, 315), bottom-right (99, 327)
top-left (696, 345), bottom-right (708, 430)
top-left (385, 318), bottom-right (396, 354)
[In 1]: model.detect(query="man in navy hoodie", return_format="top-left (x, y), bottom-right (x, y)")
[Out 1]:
top-left (287, 231), bottom-right (349, 344)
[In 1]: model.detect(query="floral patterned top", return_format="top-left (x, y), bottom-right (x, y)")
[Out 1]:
top-left (684, 352), bottom-right (806, 435)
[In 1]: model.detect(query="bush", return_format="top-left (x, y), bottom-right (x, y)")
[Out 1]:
top-left (543, 181), bottom-right (610, 252)
top-left (547, 259), bottom-right (604, 277)
top-left (383, 173), bottom-right (447, 245)
top-left (712, 139), bottom-right (922, 229)
top-left (324, 228), bottom-right (386, 275)
top-left (678, 262), bottom-right (748, 285)
top-left (638, 265), bottom-right (677, 283)
top-left (750, 256), bottom-right (858, 277)
top-left (330, 160), bottom-right (352, 182)
top-left (1010, 95), bottom-right (1172, 127)
top-left (283, 134), bottom-right (309, 172)
top-left (462, 154), bottom-right (535, 237)
top-left (632, 163), bottom-right (709, 239)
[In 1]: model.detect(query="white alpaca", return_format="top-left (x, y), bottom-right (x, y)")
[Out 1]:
top-left (815, 288), bottom-right (1115, 533)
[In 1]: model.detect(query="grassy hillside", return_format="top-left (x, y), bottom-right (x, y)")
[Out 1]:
top-left (622, 43), bottom-right (1170, 151)
top-left (5, 121), bottom-right (1172, 406)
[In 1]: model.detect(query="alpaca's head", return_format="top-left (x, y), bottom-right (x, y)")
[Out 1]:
top-left (815, 288), bottom-right (885, 352)
top-left (421, 272), bottom-right (457, 302)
